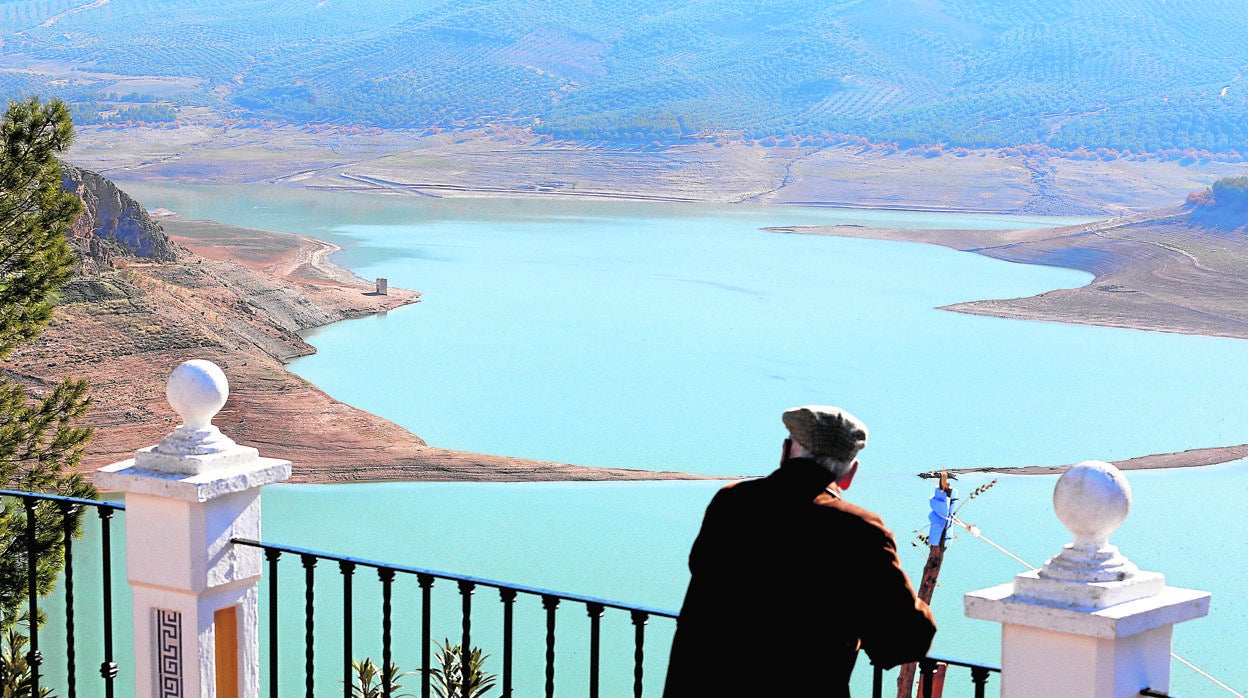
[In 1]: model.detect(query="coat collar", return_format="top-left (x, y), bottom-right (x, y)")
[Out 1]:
top-left (775, 456), bottom-right (837, 496)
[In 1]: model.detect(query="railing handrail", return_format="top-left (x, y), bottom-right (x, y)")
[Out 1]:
top-left (231, 536), bottom-right (680, 618)
top-left (925, 652), bottom-right (1001, 673)
top-left (0, 488), bottom-right (126, 511)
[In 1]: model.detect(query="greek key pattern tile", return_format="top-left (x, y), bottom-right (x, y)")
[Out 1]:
top-left (155, 608), bottom-right (184, 698)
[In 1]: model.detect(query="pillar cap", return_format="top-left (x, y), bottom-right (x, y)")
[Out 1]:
top-left (1019, 462), bottom-right (1164, 609)
top-left (94, 455), bottom-right (291, 502)
top-left (135, 360), bottom-right (257, 476)
top-left (97, 360), bottom-right (292, 490)
top-left (965, 582), bottom-right (1209, 639)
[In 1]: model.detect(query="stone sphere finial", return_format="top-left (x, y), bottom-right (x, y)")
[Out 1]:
top-left (1053, 460), bottom-right (1131, 549)
top-left (166, 360), bottom-right (229, 431)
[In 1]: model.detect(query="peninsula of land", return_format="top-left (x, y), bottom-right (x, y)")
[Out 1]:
top-left (774, 201), bottom-right (1248, 475)
top-left (774, 205), bottom-right (1248, 341)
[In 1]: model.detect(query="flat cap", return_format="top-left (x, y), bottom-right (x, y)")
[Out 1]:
top-left (782, 405), bottom-right (868, 463)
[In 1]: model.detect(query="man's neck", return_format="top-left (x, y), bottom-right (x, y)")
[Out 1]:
top-left (779, 456), bottom-right (836, 492)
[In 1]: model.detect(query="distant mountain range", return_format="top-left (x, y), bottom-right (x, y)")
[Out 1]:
top-left (1, 0), bottom-right (1246, 155)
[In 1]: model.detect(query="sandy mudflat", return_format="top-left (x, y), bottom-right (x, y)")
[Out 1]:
top-left (917, 444), bottom-right (1248, 477)
top-left (66, 124), bottom-right (1242, 216)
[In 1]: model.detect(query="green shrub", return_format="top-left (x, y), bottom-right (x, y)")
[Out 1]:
top-left (428, 639), bottom-right (496, 698)
top-left (348, 658), bottom-right (415, 698)
top-left (0, 627), bottom-right (55, 697)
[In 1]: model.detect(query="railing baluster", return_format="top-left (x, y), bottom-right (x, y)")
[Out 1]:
top-left (587, 602), bottom-right (604, 698)
top-left (265, 548), bottom-right (282, 698)
top-left (542, 595), bottom-right (559, 698)
top-left (301, 554), bottom-right (317, 698)
top-left (98, 506), bottom-right (118, 698)
top-left (630, 610), bottom-right (647, 698)
top-left (920, 657), bottom-right (937, 698)
top-left (379, 568), bottom-right (396, 698)
top-left (340, 561), bottom-right (355, 698)
top-left (418, 573), bottom-right (434, 698)
top-left (971, 665), bottom-right (991, 698)
top-left (873, 663), bottom-right (883, 698)
top-left (24, 497), bottom-right (43, 697)
top-left (459, 580), bottom-right (475, 696)
top-left (499, 588), bottom-right (516, 698)
top-left (60, 502), bottom-right (79, 698)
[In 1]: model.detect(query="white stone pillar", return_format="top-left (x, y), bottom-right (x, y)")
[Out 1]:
top-left (96, 360), bottom-right (291, 698)
top-left (965, 461), bottom-right (1209, 698)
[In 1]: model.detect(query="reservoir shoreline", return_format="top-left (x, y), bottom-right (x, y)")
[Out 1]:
top-left (162, 215), bottom-right (725, 484)
top-left (29, 169), bottom-right (1247, 482)
top-left (172, 190), bottom-right (1248, 479)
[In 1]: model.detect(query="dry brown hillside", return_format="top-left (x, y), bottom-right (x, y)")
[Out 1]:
top-left (2, 170), bottom-right (704, 484)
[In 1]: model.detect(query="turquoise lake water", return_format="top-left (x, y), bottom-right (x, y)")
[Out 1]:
top-left (83, 184), bottom-right (1248, 696)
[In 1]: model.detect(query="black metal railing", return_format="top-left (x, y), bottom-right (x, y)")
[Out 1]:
top-left (0, 489), bottom-right (125, 698)
top-left (3, 486), bottom-right (1005, 698)
top-left (233, 537), bottom-right (679, 698)
top-left (873, 653), bottom-right (1001, 698)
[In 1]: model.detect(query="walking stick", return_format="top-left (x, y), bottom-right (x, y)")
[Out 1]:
top-left (896, 471), bottom-right (955, 698)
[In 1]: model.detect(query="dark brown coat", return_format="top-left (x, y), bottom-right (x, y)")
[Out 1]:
top-left (663, 458), bottom-right (936, 697)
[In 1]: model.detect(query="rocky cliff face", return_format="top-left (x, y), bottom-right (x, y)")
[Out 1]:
top-left (61, 163), bottom-right (180, 273)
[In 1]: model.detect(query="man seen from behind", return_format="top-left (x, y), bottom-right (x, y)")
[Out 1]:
top-left (663, 405), bottom-right (936, 697)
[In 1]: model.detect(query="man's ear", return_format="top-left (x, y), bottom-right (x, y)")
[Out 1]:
top-left (837, 460), bottom-right (859, 491)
